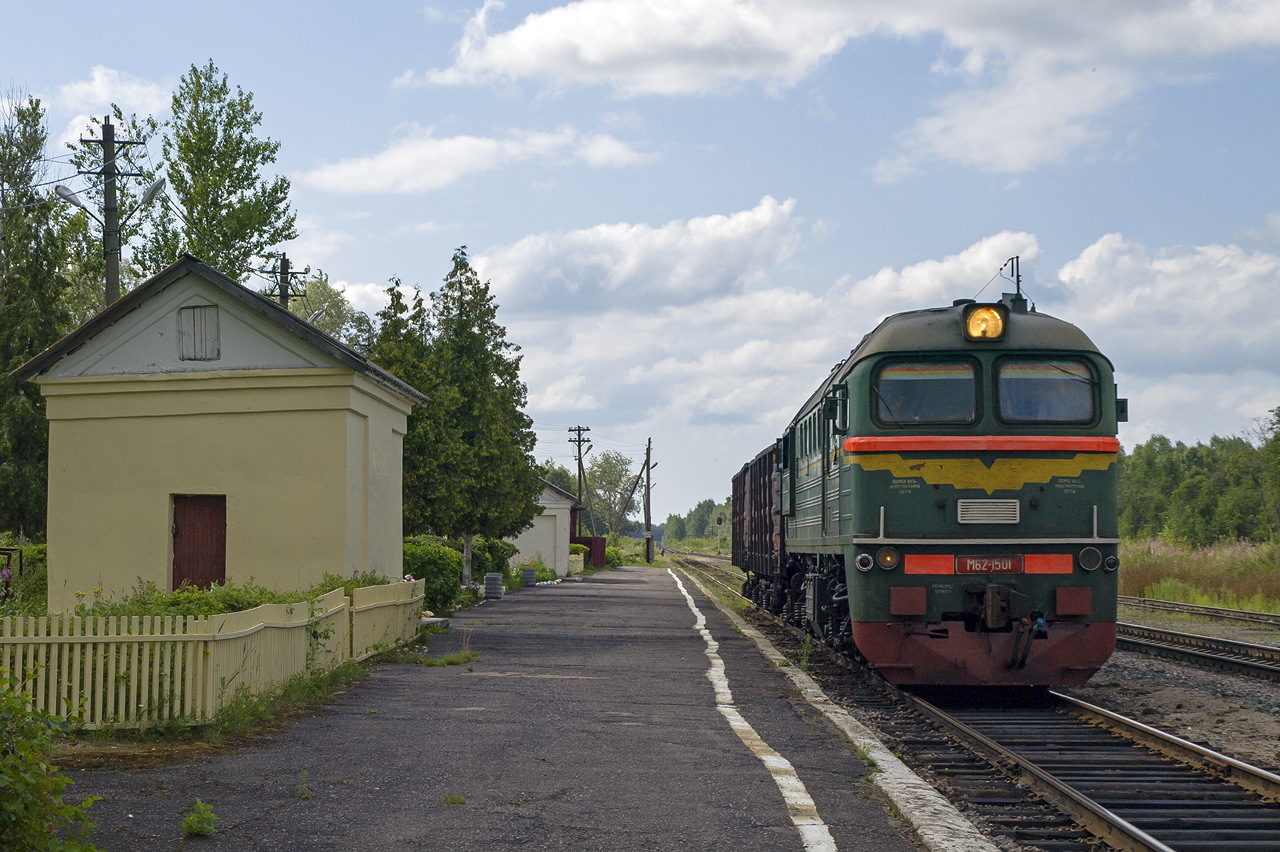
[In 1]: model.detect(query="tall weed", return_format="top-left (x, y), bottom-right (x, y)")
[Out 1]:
top-left (1120, 539), bottom-right (1280, 610)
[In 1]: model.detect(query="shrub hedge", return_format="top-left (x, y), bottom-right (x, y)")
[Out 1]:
top-left (403, 536), bottom-right (463, 614)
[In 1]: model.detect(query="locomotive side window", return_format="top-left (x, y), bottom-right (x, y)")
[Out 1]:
top-left (874, 361), bottom-right (976, 425)
top-left (997, 359), bottom-right (1096, 423)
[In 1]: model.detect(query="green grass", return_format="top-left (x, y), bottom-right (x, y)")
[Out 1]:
top-left (442, 794), bottom-right (467, 805)
top-left (385, 648), bottom-right (481, 668)
top-left (1120, 539), bottom-right (1280, 612)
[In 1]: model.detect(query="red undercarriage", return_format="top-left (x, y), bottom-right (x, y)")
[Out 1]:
top-left (852, 620), bottom-right (1117, 686)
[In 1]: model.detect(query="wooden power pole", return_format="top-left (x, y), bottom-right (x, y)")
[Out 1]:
top-left (643, 438), bottom-right (654, 563)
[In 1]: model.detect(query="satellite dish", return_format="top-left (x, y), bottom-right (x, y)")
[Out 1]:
top-left (307, 307), bottom-right (326, 324)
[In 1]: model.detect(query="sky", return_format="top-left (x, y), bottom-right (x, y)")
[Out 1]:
top-left (8, 0), bottom-right (1280, 521)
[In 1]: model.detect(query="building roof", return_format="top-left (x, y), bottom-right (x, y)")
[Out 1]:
top-left (539, 477), bottom-right (580, 506)
top-left (11, 254), bottom-right (428, 405)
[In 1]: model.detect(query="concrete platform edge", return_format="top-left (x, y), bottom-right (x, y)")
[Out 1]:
top-left (674, 567), bottom-right (1000, 852)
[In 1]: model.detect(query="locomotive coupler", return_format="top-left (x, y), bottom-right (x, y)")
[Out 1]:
top-left (1007, 615), bottom-right (1049, 670)
top-left (976, 583), bottom-right (1033, 630)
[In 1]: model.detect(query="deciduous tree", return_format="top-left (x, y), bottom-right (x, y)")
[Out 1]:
top-left (585, 450), bottom-right (640, 536)
top-left (134, 60), bottom-right (296, 280)
top-left (0, 94), bottom-right (73, 535)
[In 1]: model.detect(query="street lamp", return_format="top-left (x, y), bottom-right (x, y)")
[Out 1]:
top-left (54, 175), bottom-right (165, 305)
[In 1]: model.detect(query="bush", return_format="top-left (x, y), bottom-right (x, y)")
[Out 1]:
top-left (404, 536), bottom-right (464, 613)
top-left (0, 675), bottom-right (99, 850)
top-left (569, 543), bottom-right (588, 557)
top-left (71, 572), bottom-right (395, 619)
top-left (76, 579), bottom-right (306, 617)
top-left (0, 545), bottom-right (48, 617)
top-left (309, 570), bottom-right (390, 601)
top-left (604, 546), bottom-right (623, 569)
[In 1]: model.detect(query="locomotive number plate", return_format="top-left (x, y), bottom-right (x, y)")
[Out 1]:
top-left (956, 555), bottom-right (1023, 574)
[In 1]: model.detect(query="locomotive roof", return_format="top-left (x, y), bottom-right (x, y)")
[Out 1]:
top-left (789, 295), bottom-right (1109, 426)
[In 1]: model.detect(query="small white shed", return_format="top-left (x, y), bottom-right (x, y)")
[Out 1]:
top-left (507, 479), bottom-right (578, 578)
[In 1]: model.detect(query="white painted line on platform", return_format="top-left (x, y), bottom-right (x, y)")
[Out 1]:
top-left (675, 568), bottom-right (1000, 852)
top-left (668, 569), bottom-right (839, 852)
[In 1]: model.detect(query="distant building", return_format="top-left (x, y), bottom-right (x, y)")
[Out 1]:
top-left (507, 478), bottom-right (577, 578)
top-left (13, 255), bottom-right (426, 613)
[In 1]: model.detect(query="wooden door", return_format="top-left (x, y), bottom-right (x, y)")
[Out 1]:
top-left (172, 495), bottom-right (226, 590)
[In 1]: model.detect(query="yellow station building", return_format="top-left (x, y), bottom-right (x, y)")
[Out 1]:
top-left (13, 256), bottom-right (427, 613)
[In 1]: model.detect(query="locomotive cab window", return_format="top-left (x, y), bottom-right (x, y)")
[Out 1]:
top-left (874, 361), bottom-right (977, 425)
top-left (997, 359), bottom-right (1096, 423)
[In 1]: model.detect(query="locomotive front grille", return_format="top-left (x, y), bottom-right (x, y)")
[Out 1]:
top-left (957, 499), bottom-right (1020, 524)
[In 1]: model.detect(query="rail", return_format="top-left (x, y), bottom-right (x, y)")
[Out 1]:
top-left (1119, 595), bottom-right (1280, 628)
top-left (675, 556), bottom-right (1280, 852)
top-left (1117, 621), bottom-right (1280, 680)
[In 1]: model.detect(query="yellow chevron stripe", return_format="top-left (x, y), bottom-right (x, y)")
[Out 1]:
top-left (848, 453), bottom-right (1116, 495)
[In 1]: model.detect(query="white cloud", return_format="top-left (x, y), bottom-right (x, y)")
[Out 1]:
top-left (473, 195), bottom-right (801, 310)
top-left (1051, 233), bottom-right (1280, 377)
top-left (340, 279), bottom-right (415, 316)
top-left (284, 214), bottom-right (357, 264)
top-left (299, 124), bottom-right (653, 193)
top-left (405, 1), bottom-right (1280, 175)
top-left (875, 63), bottom-right (1137, 180)
top-left (1236, 211), bottom-right (1280, 250)
top-left (403, 0), bottom-right (860, 95)
top-left (528, 375), bottom-right (602, 410)
top-left (492, 221), bottom-right (1280, 513)
top-left (53, 66), bottom-right (170, 149)
top-left (575, 133), bottom-right (658, 168)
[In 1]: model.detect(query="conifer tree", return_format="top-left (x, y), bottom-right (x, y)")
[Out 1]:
top-left (422, 249), bottom-right (540, 581)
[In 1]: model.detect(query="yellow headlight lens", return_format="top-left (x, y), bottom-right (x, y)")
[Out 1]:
top-left (965, 306), bottom-right (1004, 340)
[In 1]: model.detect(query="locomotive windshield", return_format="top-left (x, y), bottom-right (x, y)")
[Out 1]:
top-left (997, 359), bottom-right (1096, 423)
top-left (874, 361), bottom-right (976, 425)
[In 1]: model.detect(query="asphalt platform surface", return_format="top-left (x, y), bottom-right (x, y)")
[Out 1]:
top-left (70, 565), bottom-right (919, 851)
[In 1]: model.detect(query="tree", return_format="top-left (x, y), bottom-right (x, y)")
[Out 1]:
top-left (368, 280), bottom-right (464, 544)
top-left (686, 498), bottom-right (716, 539)
top-left (134, 60), bottom-right (296, 280)
top-left (0, 93), bottom-right (74, 535)
top-left (664, 514), bottom-right (686, 541)
top-left (375, 249), bottom-right (540, 582)
top-left (281, 269), bottom-right (373, 346)
top-left (536, 458), bottom-right (575, 495)
top-left (585, 450), bottom-right (640, 536)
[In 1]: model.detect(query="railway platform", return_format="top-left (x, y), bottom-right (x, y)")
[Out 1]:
top-left (66, 565), bottom-right (973, 851)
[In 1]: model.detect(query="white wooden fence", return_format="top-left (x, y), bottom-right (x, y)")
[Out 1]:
top-left (0, 579), bottom-right (424, 729)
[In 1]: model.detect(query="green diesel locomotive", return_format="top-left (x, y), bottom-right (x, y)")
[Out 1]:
top-left (731, 281), bottom-right (1125, 686)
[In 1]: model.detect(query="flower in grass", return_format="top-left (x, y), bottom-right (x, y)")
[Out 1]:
top-left (404, 574), bottom-right (415, 582)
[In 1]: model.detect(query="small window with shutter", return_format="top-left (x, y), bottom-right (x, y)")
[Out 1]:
top-left (178, 305), bottom-right (220, 361)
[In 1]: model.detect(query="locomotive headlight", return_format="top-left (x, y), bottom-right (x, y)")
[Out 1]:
top-left (855, 553), bottom-right (874, 572)
top-left (1078, 546), bottom-right (1102, 571)
top-left (964, 305), bottom-right (1006, 340)
top-left (876, 546), bottom-right (900, 570)
top-left (1104, 555), bottom-right (1119, 571)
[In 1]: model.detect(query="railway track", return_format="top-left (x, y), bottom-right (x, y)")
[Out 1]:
top-left (675, 557), bottom-right (1280, 852)
top-left (1119, 596), bottom-right (1280, 628)
top-left (1117, 623), bottom-right (1280, 681)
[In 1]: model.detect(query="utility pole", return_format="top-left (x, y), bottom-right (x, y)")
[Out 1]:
top-left (258, 252), bottom-right (309, 308)
top-left (643, 438), bottom-right (654, 563)
top-left (568, 426), bottom-right (591, 535)
top-left (78, 117), bottom-right (145, 304)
